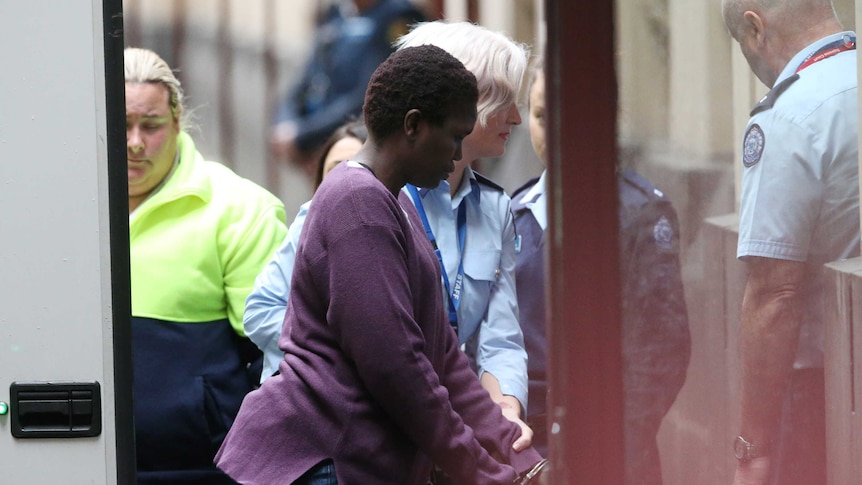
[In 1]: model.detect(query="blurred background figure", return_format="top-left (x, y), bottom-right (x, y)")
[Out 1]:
top-left (269, 0), bottom-right (426, 179)
top-left (512, 60), bottom-right (691, 482)
top-left (245, 118), bottom-right (368, 382)
top-left (125, 47), bottom-right (287, 484)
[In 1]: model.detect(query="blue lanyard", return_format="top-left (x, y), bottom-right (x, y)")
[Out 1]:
top-left (406, 184), bottom-right (467, 334)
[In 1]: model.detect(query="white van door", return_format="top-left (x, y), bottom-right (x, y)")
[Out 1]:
top-left (0, 0), bottom-right (133, 483)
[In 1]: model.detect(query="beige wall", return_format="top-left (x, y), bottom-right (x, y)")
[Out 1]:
top-left (617, 0), bottom-right (671, 147)
top-left (126, 0), bottom-right (317, 56)
top-left (668, 0), bottom-right (733, 157)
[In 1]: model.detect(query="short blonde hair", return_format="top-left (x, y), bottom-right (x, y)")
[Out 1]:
top-left (124, 47), bottom-right (185, 126)
top-left (394, 21), bottom-right (530, 128)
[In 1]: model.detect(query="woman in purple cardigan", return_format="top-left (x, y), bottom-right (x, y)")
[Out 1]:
top-left (215, 45), bottom-right (546, 484)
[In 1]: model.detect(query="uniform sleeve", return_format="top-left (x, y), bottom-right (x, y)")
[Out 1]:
top-left (323, 204), bottom-right (521, 484)
top-left (475, 202), bottom-right (529, 410)
top-left (619, 199), bottom-right (691, 419)
top-left (243, 204), bottom-right (308, 382)
top-left (222, 198), bottom-right (287, 336)
top-left (737, 115), bottom-right (821, 262)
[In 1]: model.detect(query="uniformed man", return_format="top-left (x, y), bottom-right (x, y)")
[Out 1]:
top-left (616, 167), bottom-right (691, 485)
top-left (270, 0), bottom-right (425, 176)
top-left (721, 0), bottom-right (858, 483)
top-left (513, 63), bottom-right (690, 482)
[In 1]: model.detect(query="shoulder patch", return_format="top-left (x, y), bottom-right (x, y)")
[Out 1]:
top-left (473, 172), bottom-right (505, 192)
top-left (742, 124), bottom-right (765, 168)
top-left (653, 216), bottom-right (674, 251)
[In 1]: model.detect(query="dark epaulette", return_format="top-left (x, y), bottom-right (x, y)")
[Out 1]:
top-left (618, 168), bottom-right (665, 209)
top-left (473, 171), bottom-right (506, 192)
top-left (512, 176), bottom-right (541, 200)
top-left (750, 74), bottom-right (800, 116)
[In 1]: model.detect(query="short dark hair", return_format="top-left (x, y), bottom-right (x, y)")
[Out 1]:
top-left (313, 117), bottom-right (368, 191)
top-left (363, 45), bottom-right (478, 142)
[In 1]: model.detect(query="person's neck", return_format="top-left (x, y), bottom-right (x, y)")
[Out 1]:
top-left (129, 195), bottom-right (145, 214)
top-left (779, 17), bottom-right (847, 71)
top-left (353, 144), bottom-right (403, 197)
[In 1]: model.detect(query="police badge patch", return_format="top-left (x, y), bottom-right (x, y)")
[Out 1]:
top-left (742, 123), bottom-right (765, 167)
top-left (653, 216), bottom-right (674, 251)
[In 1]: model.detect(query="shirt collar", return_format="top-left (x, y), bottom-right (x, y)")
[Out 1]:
top-left (522, 170), bottom-right (546, 205)
top-left (130, 132), bottom-right (209, 221)
top-left (417, 166), bottom-right (481, 208)
top-left (775, 31), bottom-right (856, 86)
top-left (525, 170), bottom-right (547, 231)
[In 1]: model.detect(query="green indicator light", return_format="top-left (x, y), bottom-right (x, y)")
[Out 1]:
top-left (0, 402), bottom-right (8, 416)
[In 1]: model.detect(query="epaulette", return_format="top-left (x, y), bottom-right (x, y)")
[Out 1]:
top-left (512, 176), bottom-right (541, 200)
top-left (750, 74), bottom-right (799, 116)
top-left (618, 168), bottom-right (666, 207)
top-left (473, 171), bottom-right (506, 192)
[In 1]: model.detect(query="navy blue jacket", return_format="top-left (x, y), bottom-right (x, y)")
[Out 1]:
top-left (512, 169), bottom-right (690, 469)
top-left (274, 0), bottom-right (425, 152)
top-left (133, 317), bottom-right (260, 484)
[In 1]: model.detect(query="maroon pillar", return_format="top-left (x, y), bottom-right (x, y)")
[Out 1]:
top-left (544, 0), bottom-right (624, 483)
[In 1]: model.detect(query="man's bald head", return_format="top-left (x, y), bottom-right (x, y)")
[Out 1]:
top-left (721, 0), bottom-right (843, 86)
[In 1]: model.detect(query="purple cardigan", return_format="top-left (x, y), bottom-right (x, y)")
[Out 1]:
top-left (215, 162), bottom-right (541, 484)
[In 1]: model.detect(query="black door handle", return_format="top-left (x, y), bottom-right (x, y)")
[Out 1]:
top-left (10, 382), bottom-right (101, 438)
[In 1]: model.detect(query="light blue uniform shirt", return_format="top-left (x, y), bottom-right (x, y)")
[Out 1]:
top-left (520, 170), bottom-right (548, 231)
top-left (407, 166), bottom-right (528, 409)
top-left (245, 200), bottom-right (310, 382)
top-left (737, 32), bottom-right (859, 368)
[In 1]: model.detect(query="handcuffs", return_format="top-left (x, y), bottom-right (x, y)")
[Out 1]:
top-left (515, 458), bottom-right (549, 484)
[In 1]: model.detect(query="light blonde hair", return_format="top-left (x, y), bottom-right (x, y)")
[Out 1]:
top-left (394, 21), bottom-right (530, 128)
top-left (124, 47), bottom-right (186, 127)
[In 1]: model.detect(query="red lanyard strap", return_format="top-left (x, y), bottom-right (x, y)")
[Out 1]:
top-left (796, 35), bottom-right (856, 73)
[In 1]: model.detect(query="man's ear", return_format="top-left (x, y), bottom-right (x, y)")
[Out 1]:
top-left (742, 10), bottom-right (765, 43)
top-left (404, 109), bottom-right (422, 140)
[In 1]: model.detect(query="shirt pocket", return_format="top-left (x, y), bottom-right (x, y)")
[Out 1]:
top-left (463, 249), bottom-right (501, 287)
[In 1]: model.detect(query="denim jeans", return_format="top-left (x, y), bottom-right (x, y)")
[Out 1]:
top-left (293, 459), bottom-right (337, 485)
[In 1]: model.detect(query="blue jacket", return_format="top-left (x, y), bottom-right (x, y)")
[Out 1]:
top-left (275, 0), bottom-right (425, 152)
top-left (511, 169), bottom-right (690, 464)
